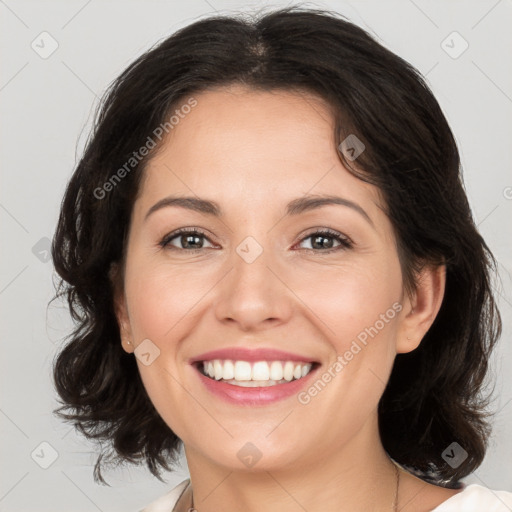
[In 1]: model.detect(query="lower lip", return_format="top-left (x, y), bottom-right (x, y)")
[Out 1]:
top-left (193, 364), bottom-right (319, 405)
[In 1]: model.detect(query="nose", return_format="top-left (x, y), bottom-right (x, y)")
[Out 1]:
top-left (214, 238), bottom-right (293, 332)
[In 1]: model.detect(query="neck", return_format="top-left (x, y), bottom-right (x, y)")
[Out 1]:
top-left (183, 415), bottom-right (399, 512)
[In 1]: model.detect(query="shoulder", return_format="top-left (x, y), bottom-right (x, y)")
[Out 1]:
top-left (139, 479), bottom-right (190, 512)
top-left (431, 483), bottom-right (512, 511)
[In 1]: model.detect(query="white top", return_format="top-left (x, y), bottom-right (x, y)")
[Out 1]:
top-left (140, 478), bottom-right (512, 512)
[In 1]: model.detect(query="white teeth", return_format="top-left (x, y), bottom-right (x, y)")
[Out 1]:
top-left (234, 361), bottom-right (252, 381)
top-left (283, 361), bottom-right (295, 381)
top-left (252, 361), bottom-right (270, 380)
top-left (224, 379), bottom-right (289, 388)
top-left (214, 360), bottom-right (223, 380)
top-left (269, 361), bottom-right (283, 381)
top-left (201, 359), bottom-right (314, 385)
top-left (223, 360), bottom-right (234, 380)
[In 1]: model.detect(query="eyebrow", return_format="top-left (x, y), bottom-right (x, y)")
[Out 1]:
top-left (144, 194), bottom-right (374, 227)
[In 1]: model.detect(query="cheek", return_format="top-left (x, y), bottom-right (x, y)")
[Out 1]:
top-left (293, 264), bottom-right (402, 442)
top-left (125, 261), bottom-right (216, 341)
top-left (298, 259), bottom-right (403, 351)
top-left (123, 262), bottom-right (208, 436)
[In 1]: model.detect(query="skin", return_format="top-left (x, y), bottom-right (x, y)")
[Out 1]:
top-left (114, 85), bottom-right (462, 511)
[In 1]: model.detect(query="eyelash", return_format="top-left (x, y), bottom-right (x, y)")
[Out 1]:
top-left (158, 227), bottom-right (354, 254)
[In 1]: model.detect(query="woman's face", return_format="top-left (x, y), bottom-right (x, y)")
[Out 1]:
top-left (115, 85), bottom-right (434, 472)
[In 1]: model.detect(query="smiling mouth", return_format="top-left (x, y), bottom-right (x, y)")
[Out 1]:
top-left (194, 359), bottom-right (320, 387)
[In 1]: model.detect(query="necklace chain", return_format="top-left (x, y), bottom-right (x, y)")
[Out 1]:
top-left (393, 461), bottom-right (400, 512)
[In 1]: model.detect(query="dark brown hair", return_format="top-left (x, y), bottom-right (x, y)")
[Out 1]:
top-left (51, 5), bottom-right (502, 486)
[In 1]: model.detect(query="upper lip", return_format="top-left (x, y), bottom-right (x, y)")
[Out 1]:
top-left (189, 348), bottom-right (319, 364)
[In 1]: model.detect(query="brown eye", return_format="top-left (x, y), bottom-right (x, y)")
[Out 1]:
top-left (297, 229), bottom-right (353, 253)
top-left (159, 229), bottom-right (214, 251)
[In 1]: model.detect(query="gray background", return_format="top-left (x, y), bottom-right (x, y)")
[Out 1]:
top-left (1, 0), bottom-right (511, 510)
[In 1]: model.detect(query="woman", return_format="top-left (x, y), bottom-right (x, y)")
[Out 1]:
top-left (51, 6), bottom-right (512, 511)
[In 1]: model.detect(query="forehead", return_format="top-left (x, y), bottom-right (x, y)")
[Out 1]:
top-left (136, 85), bottom-right (383, 218)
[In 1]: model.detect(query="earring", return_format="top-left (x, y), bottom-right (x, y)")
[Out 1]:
top-left (125, 340), bottom-right (131, 345)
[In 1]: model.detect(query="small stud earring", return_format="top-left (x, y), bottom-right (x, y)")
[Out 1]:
top-left (125, 340), bottom-right (131, 345)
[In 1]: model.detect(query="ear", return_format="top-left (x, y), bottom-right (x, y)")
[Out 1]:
top-left (396, 264), bottom-right (446, 354)
top-left (109, 262), bottom-right (134, 354)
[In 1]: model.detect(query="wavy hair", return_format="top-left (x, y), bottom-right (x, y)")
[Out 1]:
top-left (51, 6), bottom-right (502, 486)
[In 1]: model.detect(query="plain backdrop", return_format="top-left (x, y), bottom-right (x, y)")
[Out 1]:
top-left (1, 0), bottom-right (511, 510)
